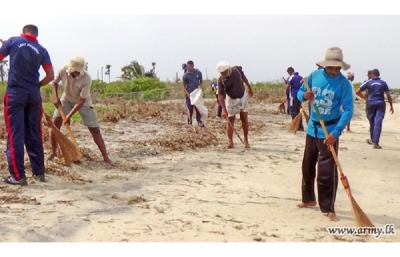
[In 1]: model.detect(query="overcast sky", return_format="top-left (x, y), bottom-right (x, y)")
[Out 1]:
top-left (1, 1), bottom-right (399, 87)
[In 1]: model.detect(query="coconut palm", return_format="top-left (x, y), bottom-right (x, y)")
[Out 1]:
top-left (120, 61), bottom-right (145, 81)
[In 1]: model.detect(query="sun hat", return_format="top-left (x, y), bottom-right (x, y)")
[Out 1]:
top-left (216, 61), bottom-right (230, 72)
top-left (316, 47), bottom-right (350, 70)
top-left (65, 56), bottom-right (86, 75)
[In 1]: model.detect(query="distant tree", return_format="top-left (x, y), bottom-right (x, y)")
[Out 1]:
top-left (120, 61), bottom-right (145, 81)
top-left (105, 64), bottom-right (111, 83)
top-left (0, 59), bottom-right (8, 82)
top-left (144, 62), bottom-right (157, 78)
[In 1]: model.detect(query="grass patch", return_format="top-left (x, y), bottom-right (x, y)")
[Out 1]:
top-left (42, 102), bottom-right (82, 123)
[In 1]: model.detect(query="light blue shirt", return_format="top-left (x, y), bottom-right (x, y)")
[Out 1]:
top-left (297, 69), bottom-right (354, 139)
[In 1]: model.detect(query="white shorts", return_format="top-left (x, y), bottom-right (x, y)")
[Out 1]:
top-left (226, 91), bottom-right (249, 117)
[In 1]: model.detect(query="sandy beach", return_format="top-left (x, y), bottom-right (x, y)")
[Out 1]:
top-left (1, 98), bottom-right (399, 242)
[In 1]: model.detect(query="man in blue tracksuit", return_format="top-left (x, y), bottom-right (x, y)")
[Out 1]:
top-left (297, 47), bottom-right (353, 222)
top-left (182, 60), bottom-right (203, 126)
top-left (356, 69), bottom-right (394, 149)
top-left (0, 24), bottom-right (54, 185)
top-left (286, 67), bottom-right (304, 130)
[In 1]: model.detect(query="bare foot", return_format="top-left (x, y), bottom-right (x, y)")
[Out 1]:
top-left (104, 158), bottom-right (116, 167)
top-left (224, 144), bottom-right (234, 149)
top-left (46, 153), bottom-right (57, 162)
top-left (297, 201), bottom-right (317, 208)
top-left (327, 212), bottom-right (340, 221)
top-left (244, 142), bottom-right (250, 149)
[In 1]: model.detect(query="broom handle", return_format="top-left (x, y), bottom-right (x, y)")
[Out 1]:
top-left (303, 79), bottom-right (345, 177)
top-left (44, 112), bottom-right (60, 131)
top-left (227, 119), bottom-right (244, 144)
top-left (57, 106), bottom-right (79, 147)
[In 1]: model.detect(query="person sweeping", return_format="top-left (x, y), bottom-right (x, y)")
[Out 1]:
top-left (1, 24), bottom-right (54, 186)
top-left (296, 47), bottom-right (354, 221)
top-left (216, 62), bottom-right (254, 149)
top-left (47, 56), bottom-right (114, 166)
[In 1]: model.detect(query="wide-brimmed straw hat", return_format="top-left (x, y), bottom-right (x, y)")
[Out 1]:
top-left (316, 47), bottom-right (350, 71)
top-left (65, 56), bottom-right (86, 75)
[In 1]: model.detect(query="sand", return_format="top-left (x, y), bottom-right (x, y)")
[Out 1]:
top-left (0, 99), bottom-right (399, 243)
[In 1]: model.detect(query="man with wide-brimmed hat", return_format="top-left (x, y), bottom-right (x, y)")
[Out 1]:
top-left (48, 56), bottom-right (114, 166)
top-left (296, 47), bottom-right (354, 222)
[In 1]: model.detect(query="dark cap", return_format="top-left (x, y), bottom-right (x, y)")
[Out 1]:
top-left (287, 67), bottom-right (294, 72)
top-left (371, 69), bottom-right (380, 77)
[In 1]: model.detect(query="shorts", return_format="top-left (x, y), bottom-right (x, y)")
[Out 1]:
top-left (53, 100), bottom-right (100, 128)
top-left (225, 91), bottom-right (249, 117)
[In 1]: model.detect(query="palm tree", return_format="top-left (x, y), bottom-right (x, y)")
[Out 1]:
top-left (105, 64), bottom-right (111, 83)
top-left (120, 61), bottom-right (145, 81)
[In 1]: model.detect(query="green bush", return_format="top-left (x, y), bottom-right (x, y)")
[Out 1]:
top-left (42, 102), bottom-right (82, 123)
top-left (103, 77), bottom-right (166, 93)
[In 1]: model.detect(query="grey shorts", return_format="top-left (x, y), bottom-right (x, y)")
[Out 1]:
top-left (53, 101), bottom-right (100, 128)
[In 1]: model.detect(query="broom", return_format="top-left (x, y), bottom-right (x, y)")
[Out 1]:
top-left (226, 118), bottom-right (244, 145)
top-left (44, 113), bottom-right (82, 165)
top-left (302, 102), bottom-right (310, 124)
top-left (57, 106), bottom-right (80, 149)
top-left (303, 78), bottom-right (374, 227)
top-left (57, 106), bottom-right (83, 161)
top-left (279, 77), bottom-right (288, 113)
top-left (302, 107), bottom-right (309, 124)
top-left (278, 101), bottom-right (286, 113)
top-left (289, 108), bottom-right (303, 134)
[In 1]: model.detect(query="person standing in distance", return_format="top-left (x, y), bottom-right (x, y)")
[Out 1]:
top-left (182, 60), bottom-right (204, 126)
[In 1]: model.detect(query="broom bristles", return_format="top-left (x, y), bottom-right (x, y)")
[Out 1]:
top-left (278, 102), bottom-right (286, 113)
top-left (341, 175), bottom-right (374, 227)
top-left (290, 111), bottom-right (302, 134)
top-left (350, 196), bottom-right (374, 227)
top-left (44, 113), bottom-right (82, 165)
top-left (303, 109), bottom-right (309, 124)
top-left (50, 128), bottom-right (82, 165)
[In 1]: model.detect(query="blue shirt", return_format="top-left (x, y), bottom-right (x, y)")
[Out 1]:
top-left (288, 72), bottom-right (303, 98)
top-left (297, 69), bottom-right (354, 139)
top-left (0, 34), bottom-right (52, 94)
top-left (359, 77), bottom-right (389, 102)
top-left (183, 69), bottom-right (202, 93)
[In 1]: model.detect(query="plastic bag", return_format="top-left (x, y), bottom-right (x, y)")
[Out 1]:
top-left (190, 88), bottom-right (208, 118)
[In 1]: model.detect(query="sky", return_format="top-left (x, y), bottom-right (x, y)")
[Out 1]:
top-left (1, 1), bottom-right (400, 88)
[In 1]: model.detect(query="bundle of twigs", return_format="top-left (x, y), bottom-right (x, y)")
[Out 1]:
top-left (289, 108), bottom-right (306, 134)
top-left (43, 113), bottom-right (82, 165)
top-left (57, 106), bottom-right (82, 159)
